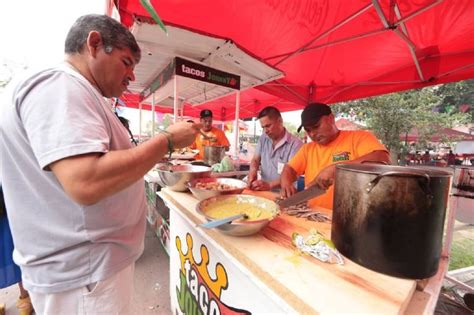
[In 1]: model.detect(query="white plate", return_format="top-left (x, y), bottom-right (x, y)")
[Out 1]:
top-left (170, 152), bottom-right (196, 159)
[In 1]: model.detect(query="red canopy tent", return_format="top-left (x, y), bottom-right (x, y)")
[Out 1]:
top-left (335, 118), bottom-right (365, 131)
top-left (401, 127), bottom-right (474, 142)
top-left (110, 0), bottom-right (474, 118)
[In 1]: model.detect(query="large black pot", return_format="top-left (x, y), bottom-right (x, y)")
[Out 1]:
top-left (332, 164), bottom-right (452, 279)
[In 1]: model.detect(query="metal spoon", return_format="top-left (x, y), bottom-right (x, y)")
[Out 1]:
top-left (199, 129), bottom-right (216, 141)
top-left (186, 120), bottom-right (215, 141)
top-left (198, 213), bottom-right (248, 229)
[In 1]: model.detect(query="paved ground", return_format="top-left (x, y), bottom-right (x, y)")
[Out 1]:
top-left (0, 226), bottom-right (170, 314)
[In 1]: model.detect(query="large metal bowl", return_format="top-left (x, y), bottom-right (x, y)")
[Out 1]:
top-left (154, 163), bottom-right (212, 191)
top-left (196, 194), bottom-right (280, 236)
top-left (186, 177), bottom-right (247, 201)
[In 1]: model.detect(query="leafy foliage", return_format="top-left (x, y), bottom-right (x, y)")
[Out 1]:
top-left (332, 83), bottom-right (471, 161)
top-left (283, 122), bottom-right (298, 136)
top-left (434, 79), bottom-right (474, 114)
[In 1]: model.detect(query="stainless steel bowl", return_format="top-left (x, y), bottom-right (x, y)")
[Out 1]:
top-left (154, 163), bottom-right (212, 191)
top-left (186, 177), bottom-right (247, 201)
top-left (196, 194), bottom-right (280, 236)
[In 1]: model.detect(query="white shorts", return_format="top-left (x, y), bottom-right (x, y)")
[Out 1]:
top-left (29, 264), bottom-right (135, 315)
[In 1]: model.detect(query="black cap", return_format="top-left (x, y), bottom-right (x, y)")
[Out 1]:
top-left (297, 103), bottom-right (332, 132)
top-left (200, 109), bottom-right (213, 118)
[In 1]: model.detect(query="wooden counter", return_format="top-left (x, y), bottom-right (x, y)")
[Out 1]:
top-left (160, 188), bottom-right (446, 314)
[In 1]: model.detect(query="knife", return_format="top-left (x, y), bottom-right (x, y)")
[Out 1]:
top-left (278, 185), bottom-right (326, 208)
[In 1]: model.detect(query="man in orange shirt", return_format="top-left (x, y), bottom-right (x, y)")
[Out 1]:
top-left (281, 103), bottom-right (390, 210)
top-left (191, 109), bottom-right (230, 160)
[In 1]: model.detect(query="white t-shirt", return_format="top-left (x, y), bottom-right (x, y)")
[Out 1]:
top-left (0, 63), bottom-right (146, 293)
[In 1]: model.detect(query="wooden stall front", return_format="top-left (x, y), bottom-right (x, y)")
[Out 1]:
top-left (158, 188), bottom-right (448, 314)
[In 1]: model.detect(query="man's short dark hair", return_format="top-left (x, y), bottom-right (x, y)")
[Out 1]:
top-left (65, 14), bottom-right (141, 62)
top-left (257, 106), bottom-right (282, 120)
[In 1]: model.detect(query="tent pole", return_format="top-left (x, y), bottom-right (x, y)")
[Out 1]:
top-left (234, 91), bottom-right (240, 159)
top-left (151, 93), bottom-right (155, 136)
top-left (373, 0), bottom-right (425, 81)
top-left (138, 102), bottom-right (142, 143)
top-left (173, 75), bottom-right (178, 123)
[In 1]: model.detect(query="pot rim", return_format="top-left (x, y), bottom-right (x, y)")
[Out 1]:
top-left (335, 164), bottom-right (452, 177)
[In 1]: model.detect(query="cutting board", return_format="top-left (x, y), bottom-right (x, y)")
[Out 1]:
top-left (161, 188), bottom-right (417, 314)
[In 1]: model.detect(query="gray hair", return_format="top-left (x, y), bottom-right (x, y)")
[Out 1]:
top-left (65, 14), bottom-right (141, 61)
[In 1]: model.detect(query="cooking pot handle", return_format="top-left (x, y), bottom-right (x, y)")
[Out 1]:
top-left (366, 171), bottom-right (433, 197)
top-left (361, 160), bottom-right (389, 165)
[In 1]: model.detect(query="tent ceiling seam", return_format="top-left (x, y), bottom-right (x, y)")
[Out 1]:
top-left (270, 80), bottom-right (308, 103)
top-left (394, 0), bottom-right (444, 27)
top-left (372, 0), bottom-right (425, 81)
top-left (270, 3), bottom-right (373, 66)
top-left (437, 63), bottom-right (474, 79)
top-left (303, 28), bottom-right (386, 53)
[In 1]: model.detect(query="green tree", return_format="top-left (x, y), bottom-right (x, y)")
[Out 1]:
top-left (332, 86), bottom-right (469, 164)
top-left (435, 79), bottom-right (474, 114)
top-left (284, 122), bottom-right (298, 136)
top-left (0, 60), bottom-right (28, 92)
top-left (144, 113), bottom-right (172, 137)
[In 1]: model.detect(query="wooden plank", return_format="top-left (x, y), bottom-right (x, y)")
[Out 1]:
top-left (161, 188), bottom-right (417, 314)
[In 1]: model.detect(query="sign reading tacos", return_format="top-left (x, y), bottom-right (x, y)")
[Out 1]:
top-left (175, 233), bottom-right (250, 315)
top-left (175, 57), bottom-right (241, 90)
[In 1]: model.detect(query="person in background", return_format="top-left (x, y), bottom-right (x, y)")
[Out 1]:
top-left (0, 14), bottom-right (199, 314)
top-left (191, 109), bottom-right (230, 160)
top-left (248, 106), bottom-right (303, 191)
top-left (422, 150), bottom-right (431, 164)
top-left (117, 114), bottom-right (138, 146)
top-left (0, 186), bottom-right (34, 315)
top-left (415, 151), bottom-right (422, 164)
top-left (447, 150), bottom-right (456, 166)
top-left (280, 103), bottom-right (390, 210)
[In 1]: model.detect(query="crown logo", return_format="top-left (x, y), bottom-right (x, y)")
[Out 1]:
top-left (176, 233), bottom-right (228, 298)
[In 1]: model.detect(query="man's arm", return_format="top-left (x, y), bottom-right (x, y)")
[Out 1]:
top-left (50, 122), bottom-right (199, 206)
top-left (310, 150), bottom-right (390, 190)
top-left (280, 164), bottom-right (298, 198)
top-left (249, 153), bottom-right (279, 190)
top-left (247, 155), bottom-right (261, 188)
top-left (250, 178), bottom-right (280, 191)
top-left (218, 129), bottom-right (231, 151)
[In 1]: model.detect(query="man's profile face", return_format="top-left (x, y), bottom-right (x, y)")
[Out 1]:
top-left (201, 116), bottom-right (213, 132)
top-left (259, 116), bottom-right (283, 141)
top-left (303, 114), bottom-right (336, 145)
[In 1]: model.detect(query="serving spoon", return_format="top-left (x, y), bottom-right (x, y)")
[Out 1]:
top-left (198, 213), bottom-right (248, 229)
top-left (186, 119), bottom-right (216, 141)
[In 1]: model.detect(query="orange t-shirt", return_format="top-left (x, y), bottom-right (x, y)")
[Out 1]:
top-left (191, 127), bottom-right (230, 159)
top-left (288, 130), bottom-right (387, 210)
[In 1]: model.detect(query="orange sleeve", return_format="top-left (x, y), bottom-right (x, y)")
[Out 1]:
top-left (353, 131), bottom-right (387, 158)
top-left (215, 129), bottom-right (230, 147)
top-left (190, 135), bottom-right (202, 159)
top-left (190, 140), bottom-right (197, 150)
top-left (288, 144), bottom-right (307, 176)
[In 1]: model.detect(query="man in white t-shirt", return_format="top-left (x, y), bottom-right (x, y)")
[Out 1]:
top-left (0, 14), bottom-right (199, 314)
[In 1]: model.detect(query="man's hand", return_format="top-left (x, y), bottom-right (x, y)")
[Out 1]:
top-left (307, 164), bottom-right (336, 190)
top-left (249, 180), bottom-right (271, 191)
top-left (247, 171), bottom-right (258, 188)
top-left (280, 164), bottom-right (298, 198)
top-left (280, 181), bottom-right (296, 198)
top-left (166, 122), bottom-right (201, 148)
